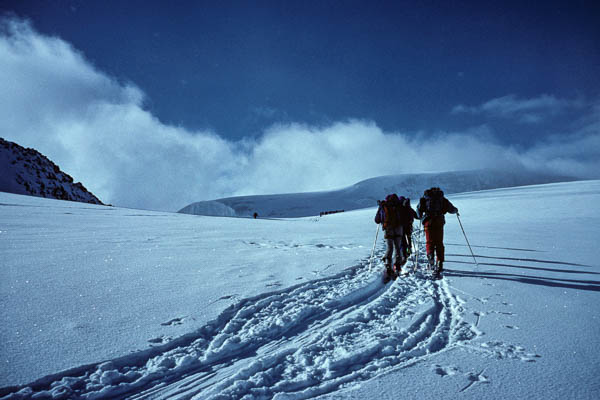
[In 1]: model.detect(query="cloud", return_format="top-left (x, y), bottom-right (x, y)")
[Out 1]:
top-left (452, 94), bottom-right (584, 124)
top-left (1, 17), bottom-right (598, 211)
top-left (520, 103), bottom-right (600, 179)
top-left (236, 123), bottom-right (519, 196)
top-left (0, 17), bottom-right (237, 210)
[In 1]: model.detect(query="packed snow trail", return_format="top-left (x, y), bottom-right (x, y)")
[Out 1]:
top-left (2, 247), bottom-right (478, 400)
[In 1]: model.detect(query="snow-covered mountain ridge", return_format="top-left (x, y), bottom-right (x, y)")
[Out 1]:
top-left (179, 169), bottom-right (574, 218)
top-left (0, 138), bottom-right (102, 205)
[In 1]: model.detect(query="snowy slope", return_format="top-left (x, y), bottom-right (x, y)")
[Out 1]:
top-left (0, 138), bottom-right (102, 205)
top-left (1, 180), bottom-right (599, 399)
top-left (179, 169), bottom-right (574, 218)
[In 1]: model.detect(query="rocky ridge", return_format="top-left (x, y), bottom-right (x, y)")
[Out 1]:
top-left (0, 138), bottom-right (103, 205)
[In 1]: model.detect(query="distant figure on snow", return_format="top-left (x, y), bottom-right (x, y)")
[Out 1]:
top-left (375, 193), bottom-right (415, 279)
top-left (417, 187), bottom-right (458, 279)
top-left (253, 212), bottom-right (258, 219)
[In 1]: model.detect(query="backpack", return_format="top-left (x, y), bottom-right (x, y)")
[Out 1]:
top-left (403, 197), bottom-right (415, 225)
top-left (382, 194), bottom-right (408, 230)
top-left (424, 188), bottom-right (444, 217)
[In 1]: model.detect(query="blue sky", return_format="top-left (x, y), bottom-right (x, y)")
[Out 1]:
top-left (4, 0), bottom-right (598, 142)
top-left (1, 0), bottom-right (599, 210)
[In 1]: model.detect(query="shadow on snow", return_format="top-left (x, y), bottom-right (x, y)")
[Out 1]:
top-left (444, 268), bottom-right (600, 293)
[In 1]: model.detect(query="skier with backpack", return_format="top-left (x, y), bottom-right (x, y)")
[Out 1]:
top-left (417, 187), bottom-right (458, 279)
top-left (375, 194), bottom-right (413, 281)
top-left (399, 196), bottom-right (419, 258)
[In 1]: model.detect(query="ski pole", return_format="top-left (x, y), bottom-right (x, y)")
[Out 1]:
top-left (368, 224), bottom-right (380, 274)
top-left (416, 220), bottom-right (422, 270)
top-left (456, 214), bottom-right (478, 267)
top-left (412, 227), bottom-right (419, 273)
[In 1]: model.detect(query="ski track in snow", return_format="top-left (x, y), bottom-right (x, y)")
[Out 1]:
top-left (0, 228), bottom-right (548, 400)
top-left (0, 243), bottom-right (485, 400)
top-left (243, 240), bottom-right (363, 251)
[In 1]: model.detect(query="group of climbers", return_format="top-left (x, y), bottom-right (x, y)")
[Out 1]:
top-left (374, 187), bottom-right (458, 280)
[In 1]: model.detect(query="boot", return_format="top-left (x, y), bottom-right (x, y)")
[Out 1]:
top-left (433, 260), bottom-right (444, 280)
top-left (398, 255), bottom-right (408, 267)
top-left (385, 264), bottom-right (394, 278)
top-left (393, 263), bottom-right (401, 277)
top-left (427, 254), bottom-right (435, 269)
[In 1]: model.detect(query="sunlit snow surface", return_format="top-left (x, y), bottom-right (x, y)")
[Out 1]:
top-left (1, 181), bottom-right (599, 399)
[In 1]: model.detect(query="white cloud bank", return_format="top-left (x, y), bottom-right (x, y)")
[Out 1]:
top-left (1, 17), bottom-right (598, 211)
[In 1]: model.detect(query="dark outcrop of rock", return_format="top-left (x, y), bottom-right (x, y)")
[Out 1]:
top-left (0, 137), bottom-right (103, 205)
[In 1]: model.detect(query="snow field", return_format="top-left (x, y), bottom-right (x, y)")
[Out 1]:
top-left (2, 243), bottom-right (479, 399)
top-left (1, 180), bottom-right (599, 399)
top-left (0, 192), bottom-right (373, 389)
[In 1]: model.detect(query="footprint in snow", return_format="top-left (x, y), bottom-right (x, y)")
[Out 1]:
top-left (489, 310), bottom-right (516, 316)
top-left (161, 317), bottom-right (185, 326)
top-left (207, 294), bottom-right (238, 306)
top-left (477, 341), bottom-right (540, 362)
top-left (522, 353), bottom-right (542, 362)
top-left (473, 311), bottom-right (485, 327)
top-left (148, 336), bottom-right (171, 345)
top-left (432, 364), bottom-right (460, 377)
top-left (473, 297), bottom-right (490, 304)
top-left (460, 370), bottom-right (490, 392)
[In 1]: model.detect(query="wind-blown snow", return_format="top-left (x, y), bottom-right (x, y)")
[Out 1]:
top-left (1, 180), bottom-right (599, 399)
top-left (179, 169), bottom-right (575, 218)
